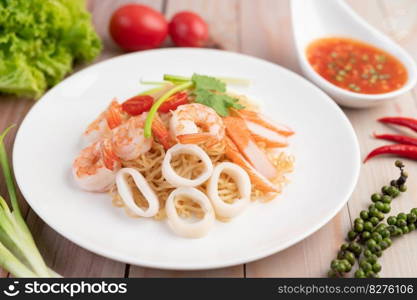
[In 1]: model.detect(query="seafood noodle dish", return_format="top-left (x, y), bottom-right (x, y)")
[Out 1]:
top-left (72, 74), bottom-right (294, 238)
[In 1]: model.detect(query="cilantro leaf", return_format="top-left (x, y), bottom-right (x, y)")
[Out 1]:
top-left (192, 74), bottom-right (226, 92)
top-left (194, 88), bottom-right (244, 117)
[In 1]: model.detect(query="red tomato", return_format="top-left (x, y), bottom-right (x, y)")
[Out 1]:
top-left (158, 92), bottom-right (189, 113)
top-left (168, 11), bottom-right (209, 47)
top-left (109, 4), bottom-right (168, 51)
top-left (122, 95), bottom-right (154, 116)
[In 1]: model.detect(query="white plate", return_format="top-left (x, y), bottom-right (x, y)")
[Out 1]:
top-left (13, 49), bottom-right (360, 270)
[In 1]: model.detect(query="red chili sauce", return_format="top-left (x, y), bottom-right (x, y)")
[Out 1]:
top-left (307, 37), bottom-right (408, 94)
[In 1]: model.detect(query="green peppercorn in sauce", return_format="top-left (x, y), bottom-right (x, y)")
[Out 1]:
top-left (307, 37), bottom-right (408, 94)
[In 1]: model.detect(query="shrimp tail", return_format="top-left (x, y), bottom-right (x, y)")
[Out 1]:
top-left (84, 99), bottom-right (124, 143)
top-left (100, 139), bottom-right (120, 170)
top-left (170, 103), bottom-right (226, 146)
top-left (111, 113), bottom-right (153, 161)
top-left (152, 113), bottom-right (174, 150)
top-left (106, 100), bottom-right (123, 129)
top-left (73, 139), bottom-right (121, 192)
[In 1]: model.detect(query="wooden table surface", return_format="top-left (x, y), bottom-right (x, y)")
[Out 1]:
top-left (1, 0), bottom-right (417, 278)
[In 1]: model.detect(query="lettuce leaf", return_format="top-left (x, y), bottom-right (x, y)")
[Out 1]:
top-left (0, 0), bottom-right (102, 99)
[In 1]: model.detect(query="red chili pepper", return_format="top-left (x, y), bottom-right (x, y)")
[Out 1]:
top-left (378, 117), bottom-right (417, 132)
top-left (364, 144), bottom-right (417, 162)
top-left (373, 133), bottom-right (417, 146)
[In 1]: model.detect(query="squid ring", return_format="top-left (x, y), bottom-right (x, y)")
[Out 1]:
top-left (115, 168), bottom-right (159, 217)
top-left (162, 144), bottom-right (213, 187)
top-left (165, 187), bottom-right (215, 238)
top-left (207, 162), bottom-right (251, 218)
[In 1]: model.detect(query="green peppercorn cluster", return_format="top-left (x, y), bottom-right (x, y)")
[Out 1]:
top-left (354, 207), bottom-right (417, 278)
top-left (328, 160), bottom-right (409, 278)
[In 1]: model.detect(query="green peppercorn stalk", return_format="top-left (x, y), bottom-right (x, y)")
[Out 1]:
top-left (328, 160), bottom-right (408, 278)
top-left (354, 207), bottom-right (417, 278)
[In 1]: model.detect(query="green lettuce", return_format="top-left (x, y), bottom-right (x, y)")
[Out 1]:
top-left (0, 0), bottom-right (102, 98)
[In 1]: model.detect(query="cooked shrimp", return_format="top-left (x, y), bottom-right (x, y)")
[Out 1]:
top-left (170, 103), bottom-right (225, 145)
top-left (84, 100), bottom-right (125, 143)
top-left (225, 138), bottom-right (278, 193)
top-left (224, 117), bottom-right (277, 179)
top-left (73, 139), bottom-right (121, 192)
top-left (112, 112), bottom-right (152, 161)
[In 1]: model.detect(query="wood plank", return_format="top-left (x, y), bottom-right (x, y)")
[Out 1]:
top-left (164, 0), bottom-right (240, 51)
top-left (240, 0), bottom-right (352, 277)
top-left (344, 97), bottom-right (417, 277)
top-left (246, 211), bottom-right (351, 277)
top-left (345, 0), bottom-right (392, 35)
top-left (2, 0), bottom-right (416, 278)
top-left (87, 0), bottom-right (163, 59)
top-left (380, 0), bottom-right (417, 110)
top-left (25, 211), bottom-right (125, 277)
top-left (380, 0), bottom-right (417, 52)
top-left (239, 0), bottom-right (300, 73)
top-left (343, 0), bottom-right (417, 277)
top-left (128, 0), bottom-right (243, 278)
top-left (129, 266), bottom-right (243, 278)
top-left (378, 0), bottom-right (417, 277)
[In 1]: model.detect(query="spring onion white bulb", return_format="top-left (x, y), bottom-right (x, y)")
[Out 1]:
top-left (207, 162), bottom-right (251, 218)
top-left (162, 144), bottom-right (213, 187)
top-left (115, 168), bottom-right (159, 217)
top-left (165, 187), bottom-right (215, 238)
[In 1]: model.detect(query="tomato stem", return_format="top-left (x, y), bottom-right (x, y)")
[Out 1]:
top-left (144, 81), bottom-right (193, 138)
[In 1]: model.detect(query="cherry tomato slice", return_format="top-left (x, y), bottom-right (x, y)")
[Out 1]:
top-left (158, 92), bottom-right (189, 113)
top-left (121, 95), bottom-right (154, 116)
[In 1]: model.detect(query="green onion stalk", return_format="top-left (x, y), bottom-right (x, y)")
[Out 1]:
top-left (162, 74), bottom-right (251, 86)
top-left (144, 81), bottom-right (193, 138)
top-left (0, 125), bottom-right (59, 277)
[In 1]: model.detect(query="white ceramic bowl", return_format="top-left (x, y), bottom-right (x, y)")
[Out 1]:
top-left (291, 0), bottom-right (417, 108)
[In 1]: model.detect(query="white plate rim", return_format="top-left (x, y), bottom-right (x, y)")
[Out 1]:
top-left (12, 48), bottom-right (361, 270)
